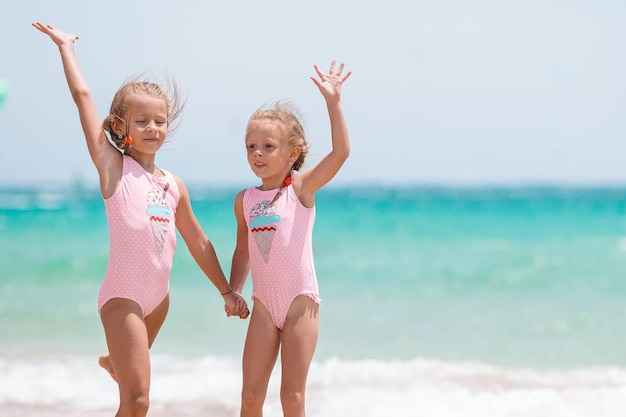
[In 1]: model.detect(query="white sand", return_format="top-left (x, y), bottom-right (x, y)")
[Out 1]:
top-left (1, 402), bottom-right (236, 417)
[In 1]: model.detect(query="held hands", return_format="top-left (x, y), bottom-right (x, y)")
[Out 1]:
top-left (223, 291), bottom-right (250, 319)
top-left (32, 22), bottom-right (79, 47)
top-left (311, 60), bottom-right (352, 102)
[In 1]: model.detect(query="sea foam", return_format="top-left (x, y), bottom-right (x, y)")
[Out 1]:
top-left (2, 354), bottom-right (626, 416)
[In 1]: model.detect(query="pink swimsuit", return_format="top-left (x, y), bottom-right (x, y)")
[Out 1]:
top-left (98, 155), bottom-right (179, 316)
top-left (244, 172), bottom-right (320, 330)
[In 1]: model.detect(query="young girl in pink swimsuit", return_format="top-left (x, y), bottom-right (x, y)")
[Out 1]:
top-left (33, 22), bottom-right (248, 417)
top-left (229, 60), bottom-right (352, 416)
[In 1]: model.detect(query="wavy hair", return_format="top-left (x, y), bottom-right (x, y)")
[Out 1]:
top-left (102, 74), bottom-right (185, 153)
top-left (246, 101), bottom-right (309, 171)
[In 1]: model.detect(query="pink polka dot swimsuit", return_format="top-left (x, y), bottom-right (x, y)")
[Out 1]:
top-left (98, 155), bottom-right (179, 316)
top-left (244, 171), bottom-right (320, 330)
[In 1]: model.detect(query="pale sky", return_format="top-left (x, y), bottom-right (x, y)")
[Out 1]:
top-left (2, 1), bottom-right (626, 188)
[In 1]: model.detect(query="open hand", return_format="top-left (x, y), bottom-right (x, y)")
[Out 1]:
top-left (311, 60), bottom-right (352, 101)
top-left (32, 22), bottom-right (79, 47)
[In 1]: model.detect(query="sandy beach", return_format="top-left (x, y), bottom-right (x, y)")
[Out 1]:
top-left (2, 402), bottom-right (236, 417)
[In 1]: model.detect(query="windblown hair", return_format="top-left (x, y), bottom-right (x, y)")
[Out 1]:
top-left (246, 101), bottom-right (309, 171)
top-left (102, 75), bottom-right (185, 153)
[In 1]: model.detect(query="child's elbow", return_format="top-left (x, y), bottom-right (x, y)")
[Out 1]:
top-left (339, 146), bottom-right (350, 162)
top-left (71, 87), bottom-right (92, 103)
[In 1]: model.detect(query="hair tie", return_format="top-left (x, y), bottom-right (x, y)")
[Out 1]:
top-left (124, 136), bottom-right (132, 144)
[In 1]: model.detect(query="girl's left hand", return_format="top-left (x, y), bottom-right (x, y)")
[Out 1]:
top-left (224, 292), bottom-right (250, 319)
top-left (311, 60), bottom-right (352, 101)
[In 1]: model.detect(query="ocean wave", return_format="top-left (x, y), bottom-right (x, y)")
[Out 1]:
top-left (2, 354), bottom-right (626, 416)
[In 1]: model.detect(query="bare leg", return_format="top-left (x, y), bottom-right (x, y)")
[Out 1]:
top-left (145, 294), bottom-right (170, 348)
top-left (279, 296), bottom-right (319, 417)
top-left (240, 300), bottom-right (281, 417)
top-left (99, 295), bottom-right (169, 417)
top-left (99, 295), bottom-right (169, 382)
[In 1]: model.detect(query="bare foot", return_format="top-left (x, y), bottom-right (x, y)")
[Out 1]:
top-left (98, 355), bottom-right (117, 382)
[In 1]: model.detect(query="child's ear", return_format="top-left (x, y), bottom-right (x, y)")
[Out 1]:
top-left (290, 146), bottom-right (301, 161)
top-left (111, 119), bottom-right (125, 136)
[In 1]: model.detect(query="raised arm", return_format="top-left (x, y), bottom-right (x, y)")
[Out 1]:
top-left (32, 22), bottom-right (120, 196)
top-left (296, 60), bottom-right (352, 205)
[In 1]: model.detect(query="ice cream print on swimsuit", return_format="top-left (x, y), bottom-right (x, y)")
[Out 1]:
top-left (146, 186), bottom-right (171, 254)
top-left (249, 200), bottom-right (281, 263)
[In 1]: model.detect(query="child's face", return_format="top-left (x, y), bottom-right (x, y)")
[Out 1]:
top-left (246, 119), bottom-right (293, 182)
top-left (121, 95), bottom-right (169, 156)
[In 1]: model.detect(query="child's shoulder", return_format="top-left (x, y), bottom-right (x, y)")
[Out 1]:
top-left (235, 187), bottom-right (250, 201)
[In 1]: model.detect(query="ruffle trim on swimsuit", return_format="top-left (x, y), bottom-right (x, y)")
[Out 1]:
top-left (301, 291), bottom-right (321, 305)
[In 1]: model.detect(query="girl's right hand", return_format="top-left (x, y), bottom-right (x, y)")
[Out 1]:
top-left (224, 292), bottom-right (250, 319)
top-left (32, 22), bottom-right (79, 47)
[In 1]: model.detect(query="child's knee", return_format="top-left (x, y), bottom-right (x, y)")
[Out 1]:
top-left (241, 388), bottom-right (265, 411)
top-left (280, 388), bottom-right (305, 412)
top-left (120, 390), bottom-right (149, 417)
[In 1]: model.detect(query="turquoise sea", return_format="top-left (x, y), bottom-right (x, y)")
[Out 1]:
top-left (2, 185), bottom-right (626, 416)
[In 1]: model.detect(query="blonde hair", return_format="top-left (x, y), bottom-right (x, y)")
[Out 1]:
top-left (246, 101), bottom-right (309, 171)
top-left (103, 76), bottom-right (184, 153)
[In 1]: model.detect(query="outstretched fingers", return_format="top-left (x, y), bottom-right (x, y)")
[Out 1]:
top-left (32, 22), bottom-right (57, 36)
top-left (332, 61), bottom-right (352, 83)
top-left (313, 63), bottom-right (325, 80)
top-left (311, 60), bottom-right (352, 97)
top-left (32, 21), bottom-right (79, 46)
top-left (329, 60), bottom-right (337, 74)
top-left (31, 21), bottom-right (49, 32)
